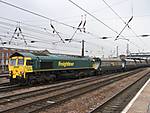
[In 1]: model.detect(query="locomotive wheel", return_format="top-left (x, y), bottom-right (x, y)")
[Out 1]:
top-left (10, 78), bottom-right (16, 85)
top-left (27, 75), bottom-right (36, 86)
top-left (27, 79), bottom-right (35, 86)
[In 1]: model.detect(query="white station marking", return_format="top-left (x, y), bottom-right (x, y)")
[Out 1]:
top-left (121, 78), bottom-right (150, 113)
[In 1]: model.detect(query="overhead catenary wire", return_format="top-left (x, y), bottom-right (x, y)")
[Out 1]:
top-left (128, 0), bottom-right (147, 45)
top-left (84, 31), bottom-right (143, 50)
top-left (0, 17), bottom-right (144, 45)
top-left (6, 41), bottom-right (81, 54)
top-left (0, 0), bottom-right (78, 29)
top-left (101, 0), bottom-right (146, 45)
top-left (0, 16), bottom-right (50, 30)
top-left (68, 0), bottom-right (121, 35)
top-left (0, 16), bottom-right (62, 37)
top-left (0, 37), bottom-right (4, 45)
top-left (0, 1), bottom-right (78, 43)
top-left (0, 0), bottom-right (145, 54)
top-left (0, 27), bottom-right (57, 44)
top-left (0, 16), bottom-right (101, 41)
top-left (51, 0), bottom-right (129, 22)
top-left (23, 35), bottom-right (81, 50)
top-left (0, 19), bottom-right (70, 41)
top-left (2, 15), bottom-right (140, 47)
top-left (0, 16), bottom-right (106, 43)
top-left (0, 26), bottom-right (63, 44)
top-left (69, 15), bottom-right (84, 42)
top-left (0, 21), bottom-right (72, 46)
top-left (115, 16), bottom-right (133, 40)
top-left (0, 17), bottom-right (68, 37)
top-left (50, 22), bottom-right (65, 43)
top-left (0, 18), bottom-right (143, 52)
top-left (0, 16), bottom-right (110, 43)
top-left (0, 24), bottom-right (82, 50)
top-left (101, 0), bottom-right (126, 24)
top-left (68, 0), bottom-right (141, 49)
top-left (0, 30), bottom-right (81, 50)
top-left (9, 27), bottom-right (27, 45)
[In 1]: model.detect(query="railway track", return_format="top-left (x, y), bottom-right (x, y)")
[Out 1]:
top-left (89, 71), bottom-right (150, 113)
top-left (0, 71), bottom-right (114, 93)
top-left (0, 68), bottom-right (144, 113)
top-left (0, 68), bottom-right (144, 93)
top-left (0, 73), bottom-right (8, 78)
top-left (0, 82), bottom-right (9, 87)
top-left (0, 70), bottom-right (123, 93)
top-left (0, 84), bottom-right (20, 92)
top-left (0, 68), bottom-right (139, 93)
top-left (0, 73), bottom-right (9, 88)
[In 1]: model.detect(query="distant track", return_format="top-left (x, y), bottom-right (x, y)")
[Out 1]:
top-left (0, 73), bottom-right (8, 78)
top-left (89, 70), bottom-right (150, 113)
top-left (0, 84), bottom-right (20, 92)
top-left (0, 82), bottom-right (10, 87)
top-left (0, 70), bottom-right (120, 93)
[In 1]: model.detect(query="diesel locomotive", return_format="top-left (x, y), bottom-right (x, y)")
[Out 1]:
top-left (8, 51), bottom-right (149, 85)
top-left (8, 52), bottom-right (100, 84)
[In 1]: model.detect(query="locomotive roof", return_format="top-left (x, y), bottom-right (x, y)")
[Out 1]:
top-left (9, 52), bottom-right (92, 61)
top-left (9, 52), bottom-right (35, 58)
top-left (101, 58), bottom-right (122, 62)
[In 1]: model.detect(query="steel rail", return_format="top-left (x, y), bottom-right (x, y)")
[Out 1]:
top-left (0, 68), bottom-right (143, 113)
top-left (89, 72), bottom-right (150, 113)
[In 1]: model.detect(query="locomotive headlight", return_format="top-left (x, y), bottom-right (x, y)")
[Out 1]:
top-left (92, 59), bottom-right (95, 62)
top-left (20, 71), bottom-right (24, 75)
top-left (9, 71), bottom-right (12, 75)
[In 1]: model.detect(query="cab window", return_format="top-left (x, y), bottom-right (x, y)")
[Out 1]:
top-left (18, 59), bottom-right (24, 65)
top-left (9, 59), bottom-right (16, 66)
top-left (26, 60), bottom-right (33, 66)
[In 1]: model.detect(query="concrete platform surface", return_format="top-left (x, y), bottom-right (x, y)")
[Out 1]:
top-left (122, 79), bottom-right (150, 113)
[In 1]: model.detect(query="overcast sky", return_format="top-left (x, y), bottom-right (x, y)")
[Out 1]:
top-left (0, 0), bottom-right (150, 57)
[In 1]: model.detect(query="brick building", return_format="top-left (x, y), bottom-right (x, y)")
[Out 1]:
top-left (0, 47), bottom-right (31, 73)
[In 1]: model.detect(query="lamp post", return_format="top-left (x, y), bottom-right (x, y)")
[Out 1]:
top-left (81, 40), bottom-right (85, 57)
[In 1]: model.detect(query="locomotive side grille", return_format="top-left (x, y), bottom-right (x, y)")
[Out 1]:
top-left (40, 62), bottom-right (53, 69)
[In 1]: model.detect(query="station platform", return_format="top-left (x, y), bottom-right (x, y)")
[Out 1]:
top-left (121, 78), bottom-right (150, 113)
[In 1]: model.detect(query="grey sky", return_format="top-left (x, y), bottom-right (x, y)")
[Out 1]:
top-left (0, 0), bottom-right (150, 57)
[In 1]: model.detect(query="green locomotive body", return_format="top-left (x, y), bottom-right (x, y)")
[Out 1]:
top-left (9, 52), bottom-right (99, 84)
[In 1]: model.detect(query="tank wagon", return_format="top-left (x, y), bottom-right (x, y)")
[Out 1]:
top-left (100, 58), bottom-right (123, 74)
top-left (122, 58), bottom-right (149, 70)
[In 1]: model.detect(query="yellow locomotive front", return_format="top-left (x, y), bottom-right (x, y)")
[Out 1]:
top-left (9, 56), bottom-right (24, 77)
top-left (8, 53), bottom-right (33, 84)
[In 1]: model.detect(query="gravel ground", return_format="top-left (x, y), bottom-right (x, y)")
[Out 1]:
top-left (0, 84), bottom-right (52, 98)
top-left (0, 72), bottom-right (122, 98)
top-left (39, 68), bottom-right (150, 113)
top-left (0, 70), bottom-right (136, 98)
top-left (0, 73), bottom-right (120, 111)
top-left (0, 77), bottom-right (91, 98)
